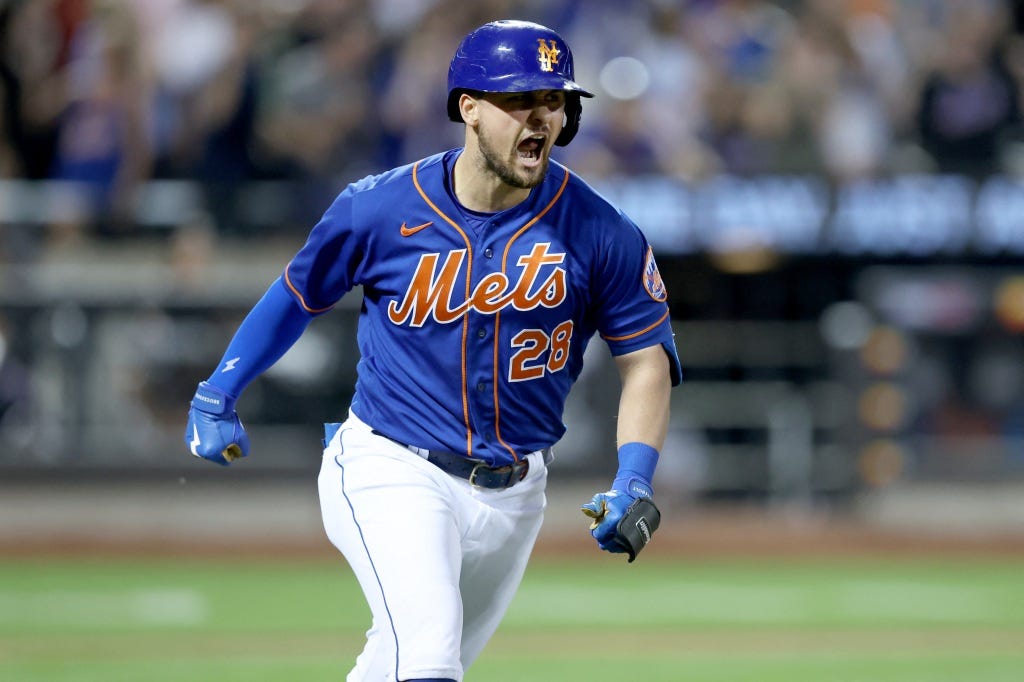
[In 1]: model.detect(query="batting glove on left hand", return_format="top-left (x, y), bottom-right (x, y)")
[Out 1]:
top-left (184, 382), bottom-right (249, 466)
top-left (581, 442), bottom-right (660, 561)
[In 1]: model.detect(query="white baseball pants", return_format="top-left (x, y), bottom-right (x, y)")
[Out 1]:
top-left (318, 411), bottom-right (548, 682)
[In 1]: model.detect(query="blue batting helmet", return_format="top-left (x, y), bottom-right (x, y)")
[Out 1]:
top-left (447, 20), bottom-right (594, 146)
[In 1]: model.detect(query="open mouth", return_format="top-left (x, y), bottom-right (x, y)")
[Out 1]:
top-left (517, 134), bottom-right (546, 165)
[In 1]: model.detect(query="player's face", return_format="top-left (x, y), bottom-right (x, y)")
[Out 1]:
top-left (475, 90), bottom-right (566, 189)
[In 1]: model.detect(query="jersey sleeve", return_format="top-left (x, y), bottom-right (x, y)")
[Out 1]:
top-left (594, 217), bottom-right (682, 385)
top-left (283, 186), bottom-right (367, 314)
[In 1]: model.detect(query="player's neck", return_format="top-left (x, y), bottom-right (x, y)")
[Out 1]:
top-left (452, 147), bottom-right (531, 214)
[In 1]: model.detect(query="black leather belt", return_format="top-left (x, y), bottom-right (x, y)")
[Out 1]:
top-left (371, 429), bottom-right (531, 489)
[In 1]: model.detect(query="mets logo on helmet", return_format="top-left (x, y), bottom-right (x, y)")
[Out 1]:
top-left (537, 39), bottom-right (560, 72)
top-left (643, 246), bottom-right (668, 302)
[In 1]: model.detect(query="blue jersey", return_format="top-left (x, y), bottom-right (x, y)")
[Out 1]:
top-left (284, 150), bottom-right (681, 466)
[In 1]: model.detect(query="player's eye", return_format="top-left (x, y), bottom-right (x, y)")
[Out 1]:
top-left (496, 92), bottom-right (562, 111)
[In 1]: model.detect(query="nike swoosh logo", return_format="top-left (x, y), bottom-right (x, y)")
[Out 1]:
top-left (190, 424), bottom-right (201, 456)
top-left (400, 221), bottom-right (433, 237)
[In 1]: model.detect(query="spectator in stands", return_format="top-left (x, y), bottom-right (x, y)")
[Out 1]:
top-left (638, 4), bottom-right (715, 179)
top-left (686, 0), bottom-right (794, 85)
top-left (688, 0), bottom-right (817, 176)
top-left (779, 2), bottom-right (893, 181)
top-left (49, 0), bottom-right (153, 239)
top-left (155, 1), bottom-right (263, 234)
top-left (377, 4), bottom-right (468, 168)
top-left (916, 4), bottom-right (1021, 177)
top-left (4, 0), bottom-right (1024, 239)
top-left (0, 0), bottom-right (84, 180)
top-left (257, 3), bottom-right (383, 222)
top-left (559, 3), bottom-right (717, 180)
top-left (567, 97), bottom-right (667, 179)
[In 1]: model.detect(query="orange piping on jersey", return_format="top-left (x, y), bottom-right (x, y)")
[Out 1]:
top-left (283, 266), bottom-right (334, 314)
top-left (413, 161), bottom-right (474, 456)
top-left (492, 168), bottom-right (571, 462)
top-left (601, 309), bottom-right (671, 342)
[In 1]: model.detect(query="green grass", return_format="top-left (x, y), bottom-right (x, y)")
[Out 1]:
top-left (1, 556), bottom-right (1022, 681)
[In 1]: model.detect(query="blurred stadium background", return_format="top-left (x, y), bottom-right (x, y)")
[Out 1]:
top-left (3, 0), bottom-right (1024, 546)
top-left (2, 1), bottom-right (1024, 679)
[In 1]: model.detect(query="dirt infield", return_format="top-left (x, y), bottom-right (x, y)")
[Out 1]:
top-left (2, 478), bottom-right (1023, 559)
top-left (5, 506), bottom-right (1024, 560)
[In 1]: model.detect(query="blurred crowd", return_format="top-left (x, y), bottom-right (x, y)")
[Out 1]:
top-left (4, 0), bottom-right (1024, 482)
top-left (2, 0), bottom-right (1024, 239)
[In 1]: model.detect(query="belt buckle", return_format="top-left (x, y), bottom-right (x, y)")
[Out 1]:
top-left (468, 462), bottom-right (490, 488)
top-left (468, 460), bottom-right (529, 489)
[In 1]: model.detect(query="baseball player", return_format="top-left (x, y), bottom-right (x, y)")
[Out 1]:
top-left (185, 19), bottom-right (680, 682)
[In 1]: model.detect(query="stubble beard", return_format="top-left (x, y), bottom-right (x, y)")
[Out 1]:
top-left (477, 126), bottom-right (547, 190)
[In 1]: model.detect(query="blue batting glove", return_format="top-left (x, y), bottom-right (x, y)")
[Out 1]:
top-left (581, 442), bottom-right (658, 553)
top-left (184, 382), bottom-right (250, 466)
top-left (582, 482), bottom-right (653, 552)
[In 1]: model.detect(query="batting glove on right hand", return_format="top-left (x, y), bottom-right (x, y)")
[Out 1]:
top-left (184, 382), bottom-right (249, 466)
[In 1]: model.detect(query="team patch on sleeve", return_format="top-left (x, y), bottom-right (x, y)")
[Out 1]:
top-left (643, 246), bottom-right (667, 302)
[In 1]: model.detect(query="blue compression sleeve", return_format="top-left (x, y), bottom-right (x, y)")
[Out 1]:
top-left (204, 277), bottom-right (315, 398)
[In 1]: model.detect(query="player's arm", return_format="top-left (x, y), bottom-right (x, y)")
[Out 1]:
top-left (582, 216), bottom-right (679, 560)
top-left (614, 344), bottom-right (671, 450)
top-left (184, 278), bottom-right (315, 465)
top-left (581, 344), bottom-right (671, 561)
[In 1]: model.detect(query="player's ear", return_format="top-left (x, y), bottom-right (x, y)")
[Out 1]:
top-left (458, 92), bottom-right (480, 126)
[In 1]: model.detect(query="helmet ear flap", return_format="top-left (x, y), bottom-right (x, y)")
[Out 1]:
top-left (555, 94), bottom-right (582, 146)
top-left (447, 89), bottom-right (466, 123)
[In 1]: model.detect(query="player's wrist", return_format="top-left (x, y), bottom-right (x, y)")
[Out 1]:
top-left (612, 441), bottom-right (658, 499)
top-left (190, 381), bottom-right (237, 416)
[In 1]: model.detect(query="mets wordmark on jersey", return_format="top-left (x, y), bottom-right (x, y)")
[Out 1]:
top-left (283, 150), bottom-right (680, 466)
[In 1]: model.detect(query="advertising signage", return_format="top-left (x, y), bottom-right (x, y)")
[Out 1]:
top-left (595, 174), bottom-right (1024, 257)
